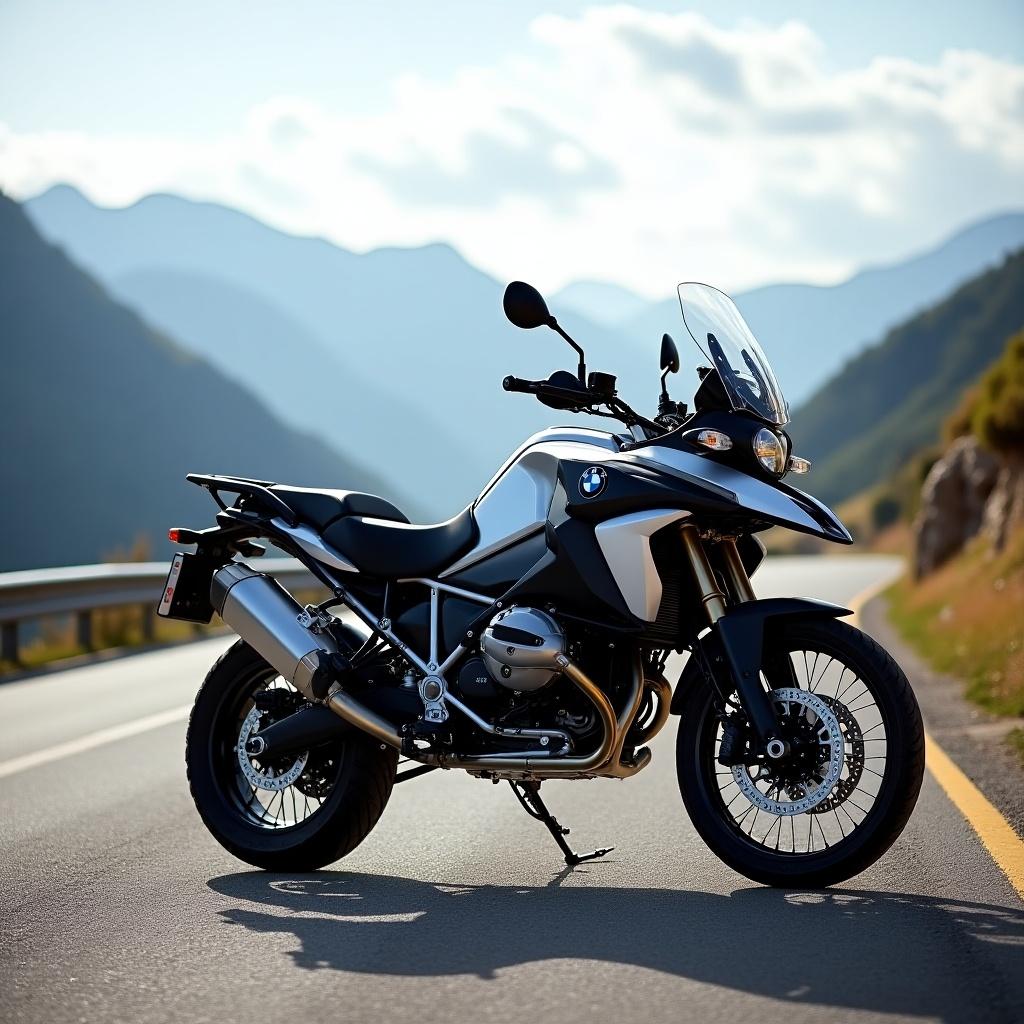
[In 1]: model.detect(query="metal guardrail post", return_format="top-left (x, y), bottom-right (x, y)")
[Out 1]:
top-left (76, 610), bottom-right (93, 651)
top-left (1, 622), bottom-right (18, 665)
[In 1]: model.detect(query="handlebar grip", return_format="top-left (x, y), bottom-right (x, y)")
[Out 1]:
top-left (502, 375), bottom-right (539, 393)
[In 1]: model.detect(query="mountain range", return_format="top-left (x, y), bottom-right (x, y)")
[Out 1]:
top-left (554, 212), bottom-right (1024, 406)
top-left (791, 249), bottom-right (1024, 506)
top-left (0, 193), bottom-right (397, 571)
top-left (25, 186), bottom-right (651, 516)
top-left (12, 183), bottom-right (1024, 569)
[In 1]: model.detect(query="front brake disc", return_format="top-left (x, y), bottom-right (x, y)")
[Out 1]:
top-left (731, 688), bottom-right (845, 816)
top-left (808, 694), bottom-right (865, 814)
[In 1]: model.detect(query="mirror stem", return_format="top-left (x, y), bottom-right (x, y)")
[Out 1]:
top-left (549, 318), bottom-right (586, 383)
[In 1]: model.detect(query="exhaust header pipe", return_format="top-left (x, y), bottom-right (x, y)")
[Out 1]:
top-left (211, 563), bottom-right (340, 703)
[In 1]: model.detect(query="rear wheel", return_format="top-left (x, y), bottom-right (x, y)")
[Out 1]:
top-left (676, 617), bottom-right (924, 887)
top-left (186, 640), bottom-right (397, 870)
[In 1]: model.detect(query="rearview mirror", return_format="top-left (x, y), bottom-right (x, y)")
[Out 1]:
top-left (503, 281), bottom-right (552, 330)
top-left (660, 333), bottom-right (680, 374)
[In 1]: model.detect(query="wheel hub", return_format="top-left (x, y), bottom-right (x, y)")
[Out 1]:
top-left (731, 688), bottom-right (845, 816)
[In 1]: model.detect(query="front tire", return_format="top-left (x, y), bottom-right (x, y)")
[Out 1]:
top-left (186, 640), bottom-right (398, 871)
top-left (676, 617), bottom-right (924, 888)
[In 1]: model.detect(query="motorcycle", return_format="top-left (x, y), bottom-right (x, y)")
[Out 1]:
top-left (162, 280), bottom-right (924, 887)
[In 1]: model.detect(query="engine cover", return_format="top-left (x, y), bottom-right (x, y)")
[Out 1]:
top-left (480, 607), bottom-right (564, 692)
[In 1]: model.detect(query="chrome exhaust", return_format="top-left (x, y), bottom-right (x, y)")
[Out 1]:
top-left (210, 563), bottom-right (341, 703)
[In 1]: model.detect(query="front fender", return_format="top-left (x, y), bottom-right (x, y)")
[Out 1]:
top-left (669, 598), bottom-right (852, 733)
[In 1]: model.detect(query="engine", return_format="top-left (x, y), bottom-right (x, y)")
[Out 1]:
top-left (480, 607), bottom-right (565, 691)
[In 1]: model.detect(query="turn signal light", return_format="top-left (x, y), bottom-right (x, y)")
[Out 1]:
top-left (788, 456), bottom-right (811, 475)
top-left (686, 428), bottom-right (733, 451)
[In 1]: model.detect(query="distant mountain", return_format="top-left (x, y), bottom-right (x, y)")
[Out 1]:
top-left (551, 279), bottom-right (650, 328)
top-left (791, 250), bottom-right (1024, 506)
top-left (610, 212), bottom-right (1024, 405)
top-left (26, 186), bottom-right (655, 511)
top-left (109, 265), bottom-right (473, 507)
top-left (0, 193), bottom-right (401, 572)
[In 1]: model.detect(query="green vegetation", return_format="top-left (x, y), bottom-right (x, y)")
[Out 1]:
top-left (792, 250), bottom-right (1024, 506)
top-left (884, 330), bottom-right (1024, 754)
top-left (968, 330), bottom-right (1024, 456)
top-left (887, 526), bottom-right (1024, 718)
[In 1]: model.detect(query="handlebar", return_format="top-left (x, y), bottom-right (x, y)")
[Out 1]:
top-left (503, 374), bottom-right (595, 407)
top-left (503, 371), bottom-right (664, 438)
top-left (502, 375), bottom-right (541, 394)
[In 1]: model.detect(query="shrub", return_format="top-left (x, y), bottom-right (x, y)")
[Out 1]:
top-left (871, 494), bottom-right (902, 531)
top-left (972, 330), bottom-right (1024, 457)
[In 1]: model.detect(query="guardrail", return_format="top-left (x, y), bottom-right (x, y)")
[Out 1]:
top-left (0, 559), bottom-right (318, 665)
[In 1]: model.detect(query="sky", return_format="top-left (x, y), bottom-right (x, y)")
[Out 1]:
top-left (2, 1), bottom-right (1023, 296)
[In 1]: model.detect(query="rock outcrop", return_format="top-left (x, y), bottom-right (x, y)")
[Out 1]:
top-left (984, 457), bottom-right (1024, 553)
top-left (912, 437), bottom-right (998, 578)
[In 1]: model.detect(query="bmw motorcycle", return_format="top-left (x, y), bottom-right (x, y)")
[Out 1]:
top-left (163, 281), bottom-right (924, 887)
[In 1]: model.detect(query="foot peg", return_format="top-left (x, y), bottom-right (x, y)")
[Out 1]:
top-left (400, 720), bottom-right (451, 757)
top-left (509, 781), bottom-right (614, 867)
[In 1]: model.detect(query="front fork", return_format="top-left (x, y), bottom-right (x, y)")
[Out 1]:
top-left (678, 524), bottom-right (780, 745)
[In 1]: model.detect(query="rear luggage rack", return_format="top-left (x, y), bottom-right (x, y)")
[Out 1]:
top-left (186, 473), bottom-right (298, 526)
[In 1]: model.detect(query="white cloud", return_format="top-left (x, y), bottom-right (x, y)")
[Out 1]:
top-left (2, 5), bottom-right (1022, 295)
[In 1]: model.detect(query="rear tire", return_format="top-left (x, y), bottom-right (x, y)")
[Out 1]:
top-left (676, 617), bottom-right (924, 888)
top-left (186, 640), bottom-right (397, 871)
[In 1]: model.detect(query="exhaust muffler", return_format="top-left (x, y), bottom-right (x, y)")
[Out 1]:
top-left (211, 563), bottom-right (341, 703)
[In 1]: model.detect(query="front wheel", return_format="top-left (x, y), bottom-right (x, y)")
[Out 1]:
top-left (186, 640), bottom-right (398, 871)
top-left (676, 617), bottom-right (925, 888)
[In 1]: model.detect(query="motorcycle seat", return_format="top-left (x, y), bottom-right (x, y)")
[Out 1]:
top-left (323, 506), bottom-right (479, 578)
top-left (268, 485), bottom-right (409, 531)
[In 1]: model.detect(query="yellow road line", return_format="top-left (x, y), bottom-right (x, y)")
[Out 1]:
top-left (848, 577), bottom-right (1024, 901)
top-left (922, 734), bottom-right (1024, 898)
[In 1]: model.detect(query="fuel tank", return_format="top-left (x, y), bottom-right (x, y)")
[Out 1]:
top-left (440, 427), bottom-right (621, 576)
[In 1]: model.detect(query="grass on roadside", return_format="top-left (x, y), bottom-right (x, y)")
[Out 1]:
top-left (886, 525), bottom-right (1024, 718)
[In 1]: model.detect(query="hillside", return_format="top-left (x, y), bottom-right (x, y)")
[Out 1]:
top-left (110, 265), bottom-right (474, 512)
top-left (613, 211), bottom-right (1024, 405)
top-left (791, 250), bottom-right (1024, 506)
top-left (25, 186), bottom-right (655, 509)
top-left (0, 193), bottom-right (401, 571)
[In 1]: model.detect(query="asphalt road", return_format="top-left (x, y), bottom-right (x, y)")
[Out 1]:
top-left (1, 556), bottom-right (1022, 1024)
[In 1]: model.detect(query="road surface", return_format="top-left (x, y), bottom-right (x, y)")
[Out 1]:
top-left (1, 556), bottom-right (1022, 1024)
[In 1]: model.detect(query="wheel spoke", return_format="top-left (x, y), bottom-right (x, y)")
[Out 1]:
top-left (705, 637), bottom-right (892, 860)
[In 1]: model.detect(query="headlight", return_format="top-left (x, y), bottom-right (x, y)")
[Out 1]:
top-left (753, 428), bottom-right (786, 475)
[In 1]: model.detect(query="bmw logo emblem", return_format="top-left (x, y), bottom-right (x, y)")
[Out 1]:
top-left (579, 466), bottom-right (607, 498)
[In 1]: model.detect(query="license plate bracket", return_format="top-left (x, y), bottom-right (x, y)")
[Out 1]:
top-left (157, 552), bottom-right (216, 623)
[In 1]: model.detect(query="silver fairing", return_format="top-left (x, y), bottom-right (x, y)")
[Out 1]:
top-left (440, 427), bottom-right (621, 576)
top-left (594, 509), bottom-right (690, 620)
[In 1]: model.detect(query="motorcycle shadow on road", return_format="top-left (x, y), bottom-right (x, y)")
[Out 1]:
top-left (208, 870), bottom-right (1024, 1019)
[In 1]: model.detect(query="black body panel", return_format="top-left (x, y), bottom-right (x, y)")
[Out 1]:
top-left (446, 529), bottom-right (549, 592)
top-left (560, 459), bottom-right (736, 523)
top-left (501, 519), bottom-right (638, 631)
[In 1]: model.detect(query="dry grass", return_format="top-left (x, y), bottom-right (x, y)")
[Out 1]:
top-left (1, 612), bottom-right (225, 676)
top-left (887, 525), bottom-right (1024, 717)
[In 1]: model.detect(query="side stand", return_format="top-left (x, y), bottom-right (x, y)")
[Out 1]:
top-left (508, 780), bottom-right (614, 867)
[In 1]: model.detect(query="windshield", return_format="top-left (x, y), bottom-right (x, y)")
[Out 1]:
top-left (677, 282), bottom-right (789, 426)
